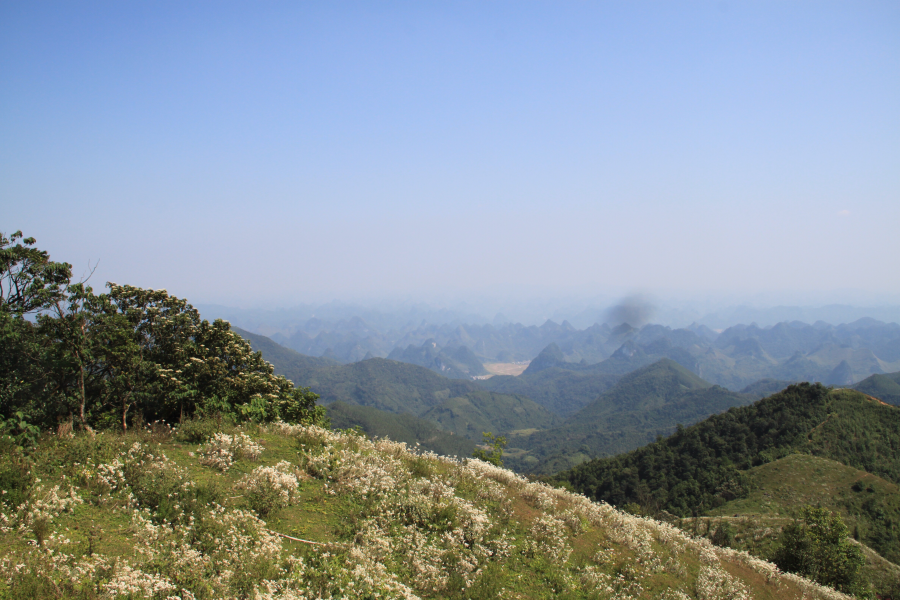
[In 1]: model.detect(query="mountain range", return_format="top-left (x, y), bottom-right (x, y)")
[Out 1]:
top-left (235, 312), bottom-right (900, 394)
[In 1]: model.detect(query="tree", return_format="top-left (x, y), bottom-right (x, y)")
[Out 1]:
top-left (472, 432), bottom-right (507, 467)
top-left (0, 230), bottom-right (72, 315)
top-left (1, 231), bottom-right (73, 431)
top-left (773, 506), bottom-right (869, 596)
top-left (0, 232), bottom-right (327, 433)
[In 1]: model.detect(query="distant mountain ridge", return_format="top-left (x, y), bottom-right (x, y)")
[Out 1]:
top-left (503, 359), bottom-right (755, 473)
top-left (517, 319), bottom-right (900, 392)
top-left (234, 328), bottom-right (555, 448)
top-left (387, 339), bottom-right (488, 379)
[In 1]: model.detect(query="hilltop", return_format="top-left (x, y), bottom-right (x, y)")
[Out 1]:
top-left (560, 385), bottom-right (900, 515)
top-left (0, 420), bottom-right (863, 599)
top-left (505, 360), bottom-right (754, 473)
top-left (851, 370), bottom-right (900, 406)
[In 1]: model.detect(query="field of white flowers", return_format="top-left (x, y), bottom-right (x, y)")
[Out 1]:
top-left (0, 421), bottom-right (858, 599)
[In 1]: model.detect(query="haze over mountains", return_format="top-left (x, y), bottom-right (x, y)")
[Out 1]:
top-left (232, 311), bottom-right (900, 475)
top-left (223, 304), bottom-right (900, 392)
top-left (223, 320), bottom-right (900, 596)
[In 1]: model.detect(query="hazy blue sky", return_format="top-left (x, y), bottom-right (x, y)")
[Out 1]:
top-left (3, 1), bottom-right (898, 308)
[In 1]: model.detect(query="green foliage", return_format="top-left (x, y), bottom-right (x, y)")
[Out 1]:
top-left (325, 401), bottom-right (476, 457)
top-left (422, 390), bottom-right (561, 442)
top-left (707, 454), bottom-right (900, 566)
top-left (472, 432), bottom-right (507, 466)
top-left (0, 232), bottom-right (327, 435)
top-left (477, 366), bottom-right (621, 418)
top-left (710, 521), bottom-right (735, 548)
top-left (175, 414), bottom-right (234, 444)
top-left (773, 506), bottom-right (869, 596)
top-left (0, 439), bottom-right (34, 509)
top-left (852, 371), bottom-right (900, 406)
top-left (513, 360), bottom-right (754, 474)
top-left (560, 383), bottom-right (900, 517)
top-left (0, 230), bottom-right (72, 316)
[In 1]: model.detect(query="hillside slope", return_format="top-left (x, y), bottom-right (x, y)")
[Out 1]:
top-left (420, 390), bottom-right (561, 440)
top-left (476, 365), bottom-right (621, 417)
top-left (0, 423), bottom-right (862, 600)
top-left (705, 454), bottom-right (900, 566)
top-left (851, 370), bottom-right (900, 406)
top-left (508, 360), bottom-right (754, 474)
top-left (560, 385), bottom-right (900, 517)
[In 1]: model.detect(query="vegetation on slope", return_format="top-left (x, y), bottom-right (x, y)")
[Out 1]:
top-left (476, 365), bottom-right (621, 417)
top-left (325, 400), bottom-right (476, 457)
top-left (420, 390), bottom-right (561, 441)
top-left (851, 371), bottom-right (900, 406)
top-left (559, 384), bottom-right (900, 519)
top-left (0, 421), bottom-right (862, 600)
top-left (508, 360), bottom-right (754, 474)
top-left (704, 454), bottom-right (900, 567)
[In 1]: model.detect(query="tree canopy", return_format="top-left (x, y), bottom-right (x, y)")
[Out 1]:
top-left (0, 230), bottom-right (325, 440)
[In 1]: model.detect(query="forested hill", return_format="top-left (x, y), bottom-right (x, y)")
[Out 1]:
top-left (558, 384), bottom-right (900, 517)
top-left (505, 360), bottom-right (753, 474)
top-left (852, 370), bottom-right (900, 406)
top-left (235, 329), bottom-right (560, 446)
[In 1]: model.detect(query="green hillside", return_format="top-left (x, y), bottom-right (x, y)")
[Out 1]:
top-left (476, 367), bottom-right (621, 417)
top-left (705, 454), bottom-right (900, 566)
top-left (0, 421), bottom-right (865, 600)
top-left (506, 360), bottom-right (753, 474)
top-left (420, 390), bottom-right (561, 440)
top-left (325, 401), bottom-right (476, 457)
top-left (238, 331), bottom-right (479, 415)
top-left (235, 331), bottom-right (566, 445)
top-left (852, 370), bottom-right (900, 406)
top-left (739, 378), bottom-right (795, 399)
top-left (232, 326), bottom-right (340, 378)
top-left (559, 385), bottom-right (900, 518)
top-left (574, 358), bottom-right (711, 419)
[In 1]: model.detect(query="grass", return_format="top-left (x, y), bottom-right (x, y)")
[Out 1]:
top-left (701, 453), bottom-right (900, 598)
top-left (0, 421), bottom-right (868, 600)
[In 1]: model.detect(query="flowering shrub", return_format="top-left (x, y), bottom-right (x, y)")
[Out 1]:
top-left (0, 423), bottom-right (861, 600)
top-left (199, 432), bottom-right (263, 472)
top-left (235, 461), bottom-right (299, 516)
top-left (8, 484), bottom-right (82, 546)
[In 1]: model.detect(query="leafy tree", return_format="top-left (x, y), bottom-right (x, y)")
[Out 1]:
top-left (1, 231), bottom-right (73, 431)
top-left (0, 230), bottom-right (71, 315)
top-left (0, 232), bottom-right (327, 433)
top-left (773, 506), bottom-right (869, 596)
top-left (472, 432), bottom-right (507, 466)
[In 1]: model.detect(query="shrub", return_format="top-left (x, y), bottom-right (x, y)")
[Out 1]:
top-left (175, 414), bottom-right (232, 444)
top-left (773, 506), bottom-right (868, 596)
top-left (199, 432), bottom-right (263, 472)
top-left (235, 461), bottom-right (299, 517)
top-left (711, 521), bottom-right (736, 548)
top-left (0, 442), bottom-right (33, 510)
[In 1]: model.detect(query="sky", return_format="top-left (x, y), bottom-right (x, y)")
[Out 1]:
top-left (2, 1), bottom-right (899, 310)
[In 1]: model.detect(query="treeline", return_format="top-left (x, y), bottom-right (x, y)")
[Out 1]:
top-left (0, 231), bottom-right (325, 441)
top-left (559, 383), bottom-right (900, 517)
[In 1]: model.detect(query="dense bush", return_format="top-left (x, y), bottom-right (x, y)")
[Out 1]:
top-left (773, 507), bottom-right (868, 596)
